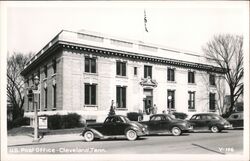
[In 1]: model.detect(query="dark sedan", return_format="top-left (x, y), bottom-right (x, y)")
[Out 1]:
top-left (226, 112), bottom-right (243, 129)
top-left (140, 114), bottom-right (193, 136)
top-left (81, 115), bottom-right (148, 142)
top-left (188, 113), bottom-right (232, 133)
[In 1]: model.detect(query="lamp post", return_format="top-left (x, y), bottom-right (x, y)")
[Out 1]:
top-left (33, 75), bottom-right (40, 142)
top-left (168, 95), bottom-right (172, 114)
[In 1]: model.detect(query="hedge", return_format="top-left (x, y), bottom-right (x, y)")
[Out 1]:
top-left (172, 112), bottom-right (188, 120)
top-left (46, 113), bottom-right (84, 130)
top-left (127, 112), bottom-right (143, 121)
top-left (7, 117), bottom-right (30, 130)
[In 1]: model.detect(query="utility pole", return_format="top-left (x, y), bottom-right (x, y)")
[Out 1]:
top-left (32, 76), bottom-right (40, 142)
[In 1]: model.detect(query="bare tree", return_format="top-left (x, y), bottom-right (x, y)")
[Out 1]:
top-left (215, 75), bottom-right (227, 115)
top-left (200, 72), bottom-right (226, 115)
top-left (203, 34), bottom-right (243, 115)
top-left (7, 52), bottom-right (33, 120)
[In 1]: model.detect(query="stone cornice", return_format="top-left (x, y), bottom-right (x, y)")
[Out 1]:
top-left (59, 41), bottom-right (226, 74)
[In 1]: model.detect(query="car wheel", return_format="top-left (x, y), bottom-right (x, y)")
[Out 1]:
top-left (171, 126), bottom-right (182, 136)
top-left (84, 131), bottom-right (94, 142)
top-left (126, 129), bottom-right (137, 141)
top-left (211, 126), bottom-right (219, 133)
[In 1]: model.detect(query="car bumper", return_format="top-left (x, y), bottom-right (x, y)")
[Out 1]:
top-left (224, 124), bottom-right (233, 129)
top-left (136, 129), bottom-right (149, 136)
top-left (188, 126), bottom-right (194, 130)
top-left (182, 126), bottom-right (194, 133)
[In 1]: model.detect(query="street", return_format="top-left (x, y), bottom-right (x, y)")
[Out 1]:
top-left (8, 130), bottom-right (243, 154)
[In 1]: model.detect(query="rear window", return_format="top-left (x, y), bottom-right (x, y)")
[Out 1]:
top-left (151, 116), bottom-right (163, 121)
top-left (229, 113), bottom-right (243, 119)
top-left (191, 115), bottom-right (201, 120)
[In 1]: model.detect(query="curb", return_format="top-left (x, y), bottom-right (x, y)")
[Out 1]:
top-left (8, 138), bottom-right (84, 147)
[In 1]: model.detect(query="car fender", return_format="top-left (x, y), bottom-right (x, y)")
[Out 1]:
top-left (208, 122), bottom-right (224, 129)
top-left (169, 124), bottom-right (186, 131)
top-left (124, 126), bottom-right (140, 134)
top-left (82, 127), bottom-right (104, 138)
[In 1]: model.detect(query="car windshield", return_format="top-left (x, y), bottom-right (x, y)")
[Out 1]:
top-left (210, 115), bottom-right (221, 120)
top-left (166, 115), bottom-right (174, 120)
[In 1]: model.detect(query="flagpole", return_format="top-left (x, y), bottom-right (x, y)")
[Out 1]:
top-left (141, 9), bottom-right (148, 44)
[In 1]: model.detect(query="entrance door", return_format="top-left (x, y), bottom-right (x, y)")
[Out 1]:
top-left (143, 89), bottom-right (153, 115)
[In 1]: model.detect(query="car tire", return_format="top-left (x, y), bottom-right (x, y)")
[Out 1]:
top-left (126, 129), bottom-right (137, 141)
top-left (84, 131), bottom-right (94, 142)
top-left (171, 126), bottom-right (182, 136)
top-left (211, 126), bottom-right (219, 133)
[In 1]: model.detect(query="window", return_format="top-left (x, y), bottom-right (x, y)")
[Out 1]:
top-left (188, 91), bottom-right (195, 110)
top-left (52, 59), bottom-right (57, 74)
top-left (32, 74), bottom-right (34, 84)
top-left (230, 114), bottom-right (239, 119)
top-left (144, 65), bottom-right (152, 78)
top-left (190, 115), bottom-right (201, 120)
top-left (85, 84), bottom-right (97, 105)
top-left (44, 65), bottom-right (47, 78)
top-left (167, 90), bottom-right (175, 110)
top-left (27, 81), bottom-right (30, 111)
top-left (38, 93), bottom-right (40, 111)
top-left (209, 74), bottom-right (215, 86)
top-left (150, 116), bottom-right (164, 121)
top-left (188, 71), bottom-right (195, 83)
top-left (37, 71), bottom-right (40, 111)
top-left (44, 88), bottom-right (47, 110)
top-left (167, 68), bottom-right (175, 81)
top-left (116, 61), bottom-right (126, 76)
top-left (201, 115), bottom-right (208, 120)
top-left (209, 93), bottom-right (216, 111)
top-left (116, 86), bottom-right (126, 108)
top-left (53, 84), bottom-right (57, 109)
top-left (134, 67), bottom-right (137, 76)
top-left (85, 57), bottom-right (96, 73)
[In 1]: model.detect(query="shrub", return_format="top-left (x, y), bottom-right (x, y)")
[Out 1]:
top-left (62, 113), bottom-right (82, 129)
top-left (172, 112), bottom-right (188, 120)
top-left (47, 113), bottom-right (83, 130)
top-left (12, 117), bottom-right (30, 127)
top-left (7, 120), bottom-right (13, 130)
top-left (48, 114), bottom-right (62, 129)
top-left (127, 112), bottom-right (143, 121)
top-left (7, 117), bottom-right (30, 130)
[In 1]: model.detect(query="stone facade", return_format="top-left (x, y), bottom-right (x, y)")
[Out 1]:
top-left (21, 30), bottom-right (225, 122)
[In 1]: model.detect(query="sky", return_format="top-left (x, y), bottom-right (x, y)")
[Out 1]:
top-left (5, 1), bottom-right (249, 55)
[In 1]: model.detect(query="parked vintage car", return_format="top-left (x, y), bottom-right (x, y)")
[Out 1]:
top-left (81, 115), bottom-right (148, 142)
top-left (140, 114), bottom-right (193, 136)
top-left (188, 113), bottom-right (232, 133)
top-left (226, 112), bottom-right (243, 129)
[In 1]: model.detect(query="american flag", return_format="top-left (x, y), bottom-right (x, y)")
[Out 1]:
top-left (144, 9), bottom-right (148, 32)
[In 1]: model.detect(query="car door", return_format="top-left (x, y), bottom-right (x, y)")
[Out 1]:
top-left (148, 115), bottom-right (162, 133)
top-left (103, 117), bottom-right (117, 135)
top-left (189, 115), bottom-right (203, 130)
top-left (200, 115), bottom-right (211, 130)
top-left (161, 115), bottom-right (172, 132)
top-left (113, 116), bottom-right (127, 135)
top-left (238, 114), bottom-right (244, 128)
top-left (229, 113), bottom-right (243, 128)
top-left (155, 115), bottom-right (168, 133)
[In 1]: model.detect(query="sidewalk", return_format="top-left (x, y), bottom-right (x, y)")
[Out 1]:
top-left (8, 133), bottom-right (84, 147)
